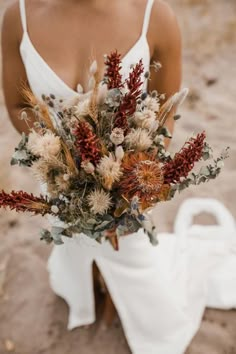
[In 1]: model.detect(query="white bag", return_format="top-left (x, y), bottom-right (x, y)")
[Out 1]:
top-left (174, 198), bottom-right (236, 309)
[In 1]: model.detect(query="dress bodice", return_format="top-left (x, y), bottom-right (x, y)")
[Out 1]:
top-left (19, 0), bottom-right (154, 101)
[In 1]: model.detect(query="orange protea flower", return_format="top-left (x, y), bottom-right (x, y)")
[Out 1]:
top-left (119, 152), bottom-right (170, 210)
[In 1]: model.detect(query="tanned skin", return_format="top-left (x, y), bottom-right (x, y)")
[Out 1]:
top-left (2, 0), bottom-right (182, 137)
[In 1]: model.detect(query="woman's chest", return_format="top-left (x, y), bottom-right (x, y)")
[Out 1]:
top-left (24, 1), bottom-right (153, 93)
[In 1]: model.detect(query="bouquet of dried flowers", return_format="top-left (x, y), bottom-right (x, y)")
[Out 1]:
top-left (0, 51), bottom-right (229, 250)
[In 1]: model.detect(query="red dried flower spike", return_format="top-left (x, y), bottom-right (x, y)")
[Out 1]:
top-left (74, 121), bottom-right (101, 165)
top-left (163, 131), bottom-right (206, 184)
top-left (0, 190), bottom-right (52, 215)
top-left (104, 51), bottom-right (124, 89)
top-left (114, 60), bottom-right (144, 133)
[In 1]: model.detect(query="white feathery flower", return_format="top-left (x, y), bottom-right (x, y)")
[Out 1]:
top-left (125, 128), bottom-right (153, 151)
top-left (88, 76), bottom-right (96, 91)
top-left (89, 60), bottom-right (98, 75)
top-left (97, 153), bottom-right (122, 190)
top-left (87, 189), bottom-right (112, 215)
top-left (76, 83), bottom-right (84, 94)
top-left (74, 98), bottom-right (90, 116)
top-left (172, 88), bottom-right (189, 108)
top-left (133, 109), bottom-right (158, 131)
top-left (115, 146), bottom-right (124, 161)
top-left (27, 130), bottom-right (61, 157)
top-left (110, 128), bottom-right (125, 145)
top-left (144, 96), bottom-right (160, 112)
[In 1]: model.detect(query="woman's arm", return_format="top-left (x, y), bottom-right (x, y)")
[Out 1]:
top-left (148, 0), bottom-right (182, 144)
top-left (1, 3), bottom-right (36, 134)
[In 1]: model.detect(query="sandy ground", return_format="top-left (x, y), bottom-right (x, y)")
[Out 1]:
top-left (0, 0), bottom-right (236, 353)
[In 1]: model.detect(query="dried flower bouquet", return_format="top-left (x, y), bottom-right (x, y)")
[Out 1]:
top-left (0, 51), bottom-right (229, 250)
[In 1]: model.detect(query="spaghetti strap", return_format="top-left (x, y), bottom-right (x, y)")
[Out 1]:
top-left (19, 0), bottom-right (27, 33)
top-left (142, 0), bottom-right (154, 37)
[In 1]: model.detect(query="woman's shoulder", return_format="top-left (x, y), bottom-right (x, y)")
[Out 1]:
top-left (2, 2), bottom-right (22, 45)
top-left (149, 0), bottom-right (181, 50)
top-left (151, 0), bottom-right (180, 33)
top-left (2, 0), bottom-right (47, 42)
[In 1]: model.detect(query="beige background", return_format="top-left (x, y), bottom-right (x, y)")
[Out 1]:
top-left (0, 0), bottom-right (236, 353)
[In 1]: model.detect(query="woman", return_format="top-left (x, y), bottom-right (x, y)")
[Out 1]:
top-left (2, 1), bottom-right (197, 353)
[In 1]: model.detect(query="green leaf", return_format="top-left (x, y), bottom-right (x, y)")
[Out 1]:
top-left (200, 166), bottom-right (211, 176)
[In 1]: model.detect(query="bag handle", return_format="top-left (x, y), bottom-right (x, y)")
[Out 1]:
top-left (174, 198), bottom-right (235, 237)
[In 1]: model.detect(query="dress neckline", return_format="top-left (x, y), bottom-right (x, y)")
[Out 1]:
top-left (20, 31), bottom-right (149, 96)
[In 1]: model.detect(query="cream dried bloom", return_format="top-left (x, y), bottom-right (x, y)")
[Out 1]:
top-left (125, 128), bottom-right (152, 151)
top-left (133, 109), bottom-right (159, 131)
top-left (144, 96), bottom-right (160, 112)
top-left (74, 98), bottom-right (90, 117)
top-left (97, 153), bottom-right (122, 190)
top-left (87, 189), bottom-right (112, 215)
top-left (81, 160), bottom-right (95, 174)
top-left (115, 146), bottom-right (124, 161)
top-left (110, 128), bottom-right (125, 145)
top-left (27, 130), bottom-right (61, 157)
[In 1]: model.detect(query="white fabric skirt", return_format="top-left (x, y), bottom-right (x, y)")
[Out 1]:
top-left (47, 229), bottom-right (205, 354)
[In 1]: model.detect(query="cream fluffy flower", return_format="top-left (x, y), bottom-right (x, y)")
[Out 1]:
top-left (81, 160), bottom-right (95, 174)
top-left (27, 130), bottom-right (61, 157)
top-left (87, 189), bottom-right (112, 215)
top-left (110, 128), bottom-right (125, 145)
top-left (133, 109), bottom-right (159, 131)
top-left (74, 98), bottom-right (90, 117)
top-left (144, 96), bottom-right (160, 112)
top-left (125, 128), bottom-right (152, 151)
top-left (97, 153), bottom-right (122, 190)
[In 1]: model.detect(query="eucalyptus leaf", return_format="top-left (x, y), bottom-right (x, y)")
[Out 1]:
top-left (51, 226), bottom-right (65, 245)
top-left (200, 166), bottom-right (211, 176)
top-left (12, 150), bottom-right (29, 161)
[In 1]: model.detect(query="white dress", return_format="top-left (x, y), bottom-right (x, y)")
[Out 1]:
top-left (19, 1), bottom-right (205, 353)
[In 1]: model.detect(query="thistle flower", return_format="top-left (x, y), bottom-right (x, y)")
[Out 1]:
top-left (163, 132), bottom-right (206, 184)
top-left (27, 130), bottom-right (61, 158)
top-left (0, 190), bottom-right (52, 215)
top-left (110, 128), bottom-right (125, 145)
top-left (87, 189), bottom-right (112, 215)
top-left (133, 109), bottom-right (158, 131)
top-left (97, 153), bottom-right (122, 190)
top-left (74, 121), bottom-right (101, 165)
top-left (125, 128), bottom-right (152, 151)
top-left (119, 153), bottom-right (170, 209)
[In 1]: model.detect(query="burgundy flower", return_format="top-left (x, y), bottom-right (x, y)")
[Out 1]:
top-left (114, 60), bottom-right (144, 133)
top-left (0, 190), bottom-right (52, 215)
top-left (163, 132), bottom-right (206, 184)
top-left (104, 51), bottom-right (124, 89)
top-left (74, 121), bottom-right (101, 165)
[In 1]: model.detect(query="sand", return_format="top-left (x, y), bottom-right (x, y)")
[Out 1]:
top-left (0, 0), bottom-right (236, 353)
